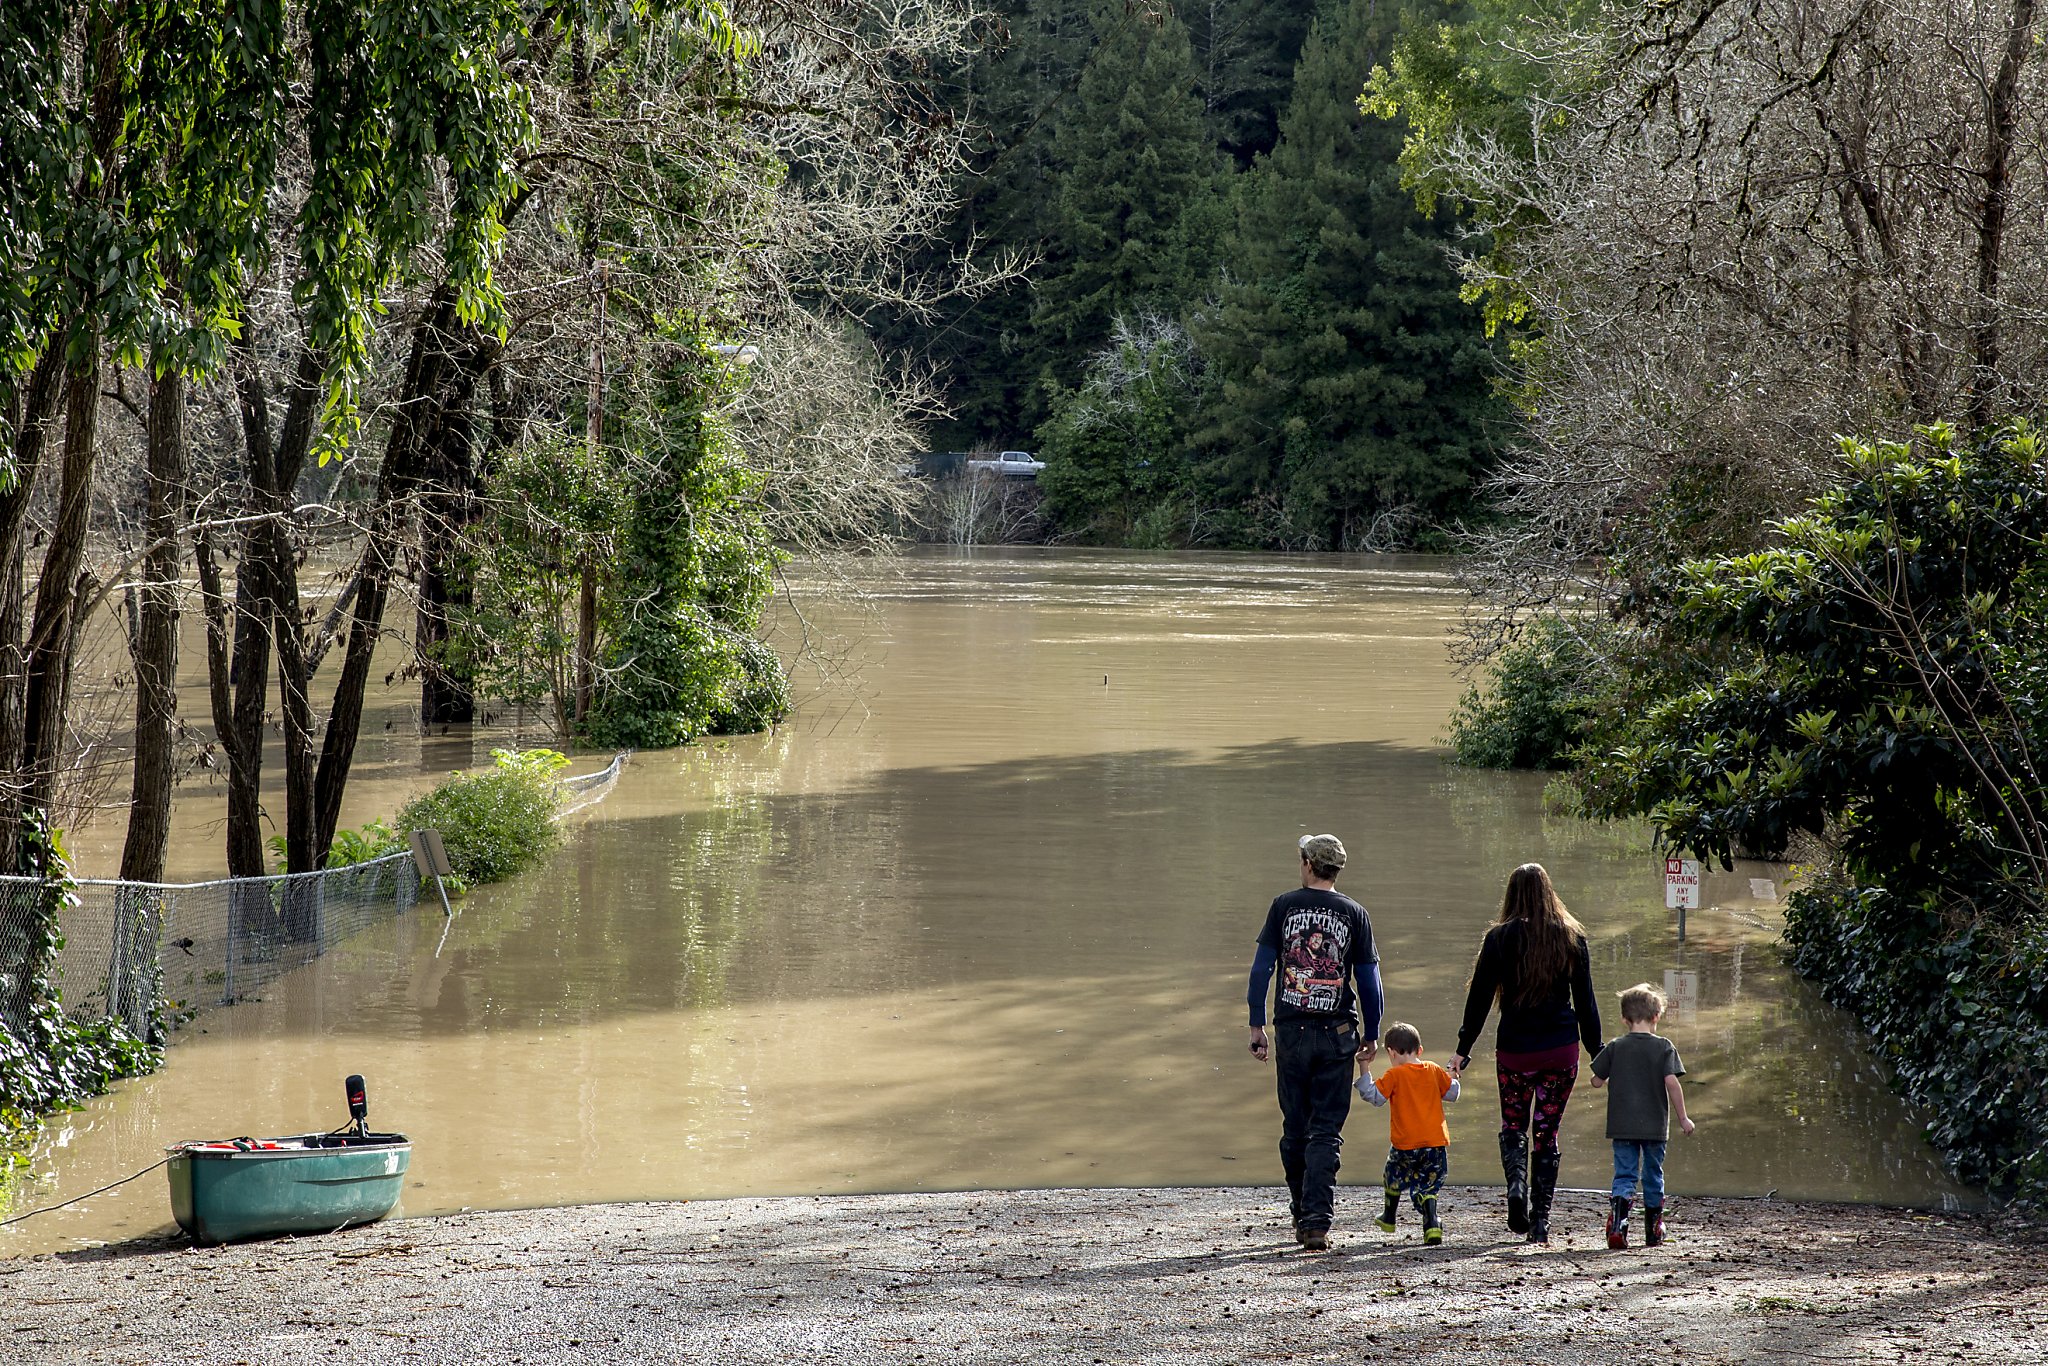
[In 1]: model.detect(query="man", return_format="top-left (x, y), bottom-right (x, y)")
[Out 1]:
top-left (1247, 833), bottom-right (1383, 1251)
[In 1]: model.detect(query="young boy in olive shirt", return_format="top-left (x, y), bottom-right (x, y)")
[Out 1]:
top-left (1590, 982), bottom-right (1694, 1248)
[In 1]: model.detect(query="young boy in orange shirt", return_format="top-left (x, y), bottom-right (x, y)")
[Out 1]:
top-left (1355, 1021), bottom-right (1461, 1243)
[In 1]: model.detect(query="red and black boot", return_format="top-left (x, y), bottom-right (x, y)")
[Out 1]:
top-left (1644, 1203), bottom-right (1666, 1246)
top-left (1606, 1196), bottom-right (1632, 1250)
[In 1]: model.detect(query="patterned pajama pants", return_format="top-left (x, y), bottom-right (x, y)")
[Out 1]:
top-left (1383, 1144), bottom-right (1449, 1210)
top-left (1497, 1064), bottom-right (1577, 1156)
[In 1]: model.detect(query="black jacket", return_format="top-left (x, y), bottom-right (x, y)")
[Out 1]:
top-left (1454, 921), bottom-right (1601, 1060)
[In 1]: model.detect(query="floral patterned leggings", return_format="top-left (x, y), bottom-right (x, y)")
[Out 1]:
top-left (1497, 1064), bottom-right (1577, 1156)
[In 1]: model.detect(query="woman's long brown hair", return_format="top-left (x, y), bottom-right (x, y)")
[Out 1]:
top-left (1488, 863), bottom-right (1586, 1006)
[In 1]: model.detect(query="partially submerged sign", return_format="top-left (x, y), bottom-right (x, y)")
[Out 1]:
top-left (1664, 857), bottom-right (1701, 909)
top-left (408, 829), bottom-right (454, 879)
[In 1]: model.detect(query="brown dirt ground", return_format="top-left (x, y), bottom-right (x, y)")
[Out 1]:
top-left (3, 1186), bottom-right (2044, 1365)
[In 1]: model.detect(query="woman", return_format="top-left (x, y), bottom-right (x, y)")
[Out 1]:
top-left (1451, 863), bottom-right (1601, 1243)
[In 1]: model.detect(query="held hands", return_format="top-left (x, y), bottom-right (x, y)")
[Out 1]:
top-left (1248, 1026), bottom-right (1271, 1062)
top-left (1355, 1037), bottom-right (1377, 1064)
top-left (1446, 1054), bottom-right (1468, 1080)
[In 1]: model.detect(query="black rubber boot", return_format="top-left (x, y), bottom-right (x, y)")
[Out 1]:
top-left (1644, 1203), bottom-right (1665, 1247)
top-left (1606, 1196), bottom-right (1632, 1250)
top-left (1526, 1148), bottom-right (1561, 1244)
top-left (1419, 1195), bottom-right (1443, 1245)
top-left (1375, 1187), bottom-right (1399, 1233)
top-left (1499, 1131), bottom-right (1530, 1234)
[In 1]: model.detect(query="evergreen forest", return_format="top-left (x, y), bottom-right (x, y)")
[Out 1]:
top-left (887, 0), bottom-right (1501, 550)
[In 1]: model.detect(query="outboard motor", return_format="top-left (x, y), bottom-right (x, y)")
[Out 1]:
top-left (345, 1074), bottom-right (369, 1137)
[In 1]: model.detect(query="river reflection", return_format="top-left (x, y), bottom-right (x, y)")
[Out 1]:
top-left (0, 549), bottom-right (1970, 1252)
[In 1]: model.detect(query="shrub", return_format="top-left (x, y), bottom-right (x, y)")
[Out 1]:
top-left (707, 636), bottom-right (791, 736)
top-left (1445, 615), bottom-right (1608, 769)
top-left (394, 749), bottom-right (569, 885)
top-left (269, 818), bottom-right (404, 871)
top-left (1579, 421), bottom-right (2048, 1206)
top-left (1, 817), bottom-right (160, 1164)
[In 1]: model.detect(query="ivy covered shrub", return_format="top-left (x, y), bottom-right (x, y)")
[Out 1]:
top-left (708, 636), bottom-right (792, 736)
top-left (583, 359), bottom-right (787, 748)
top-left (1445, 615), bottom-right (1611, 769)
top-left (395, 749), bottom-right (568, 885)
top-left (1785, 874), bottom-right (2048, 1198)
top-left (1, 817), bottom-right (159, 1159)
top-left (1579, 421), bottom-right (2048, 1206)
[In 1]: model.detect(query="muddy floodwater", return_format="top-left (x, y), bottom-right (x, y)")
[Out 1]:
top-left (1, 549), bottom-right (1971, 1253)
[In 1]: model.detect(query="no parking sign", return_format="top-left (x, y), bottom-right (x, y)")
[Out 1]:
top-left (1664, 857), bottom-right (1700, 909)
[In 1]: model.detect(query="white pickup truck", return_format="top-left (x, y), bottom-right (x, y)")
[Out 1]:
top-left (965, 450), bottom-right (1046, 477)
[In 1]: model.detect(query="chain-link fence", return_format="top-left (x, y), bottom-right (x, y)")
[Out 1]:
top-left (0, 853), bottom-right (421, 1041)
top-left (0, 754), bottom-right (624, 1043)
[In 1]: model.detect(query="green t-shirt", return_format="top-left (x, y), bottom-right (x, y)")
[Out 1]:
top-left (1590, 1030), bottom-right (1685, 1141)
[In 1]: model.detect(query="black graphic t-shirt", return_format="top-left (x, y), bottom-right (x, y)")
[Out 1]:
top-left (1257, 889), bottom-right (1377, 1024)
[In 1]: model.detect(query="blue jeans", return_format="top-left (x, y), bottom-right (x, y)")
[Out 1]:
top-left (1611, 1140), bottom-right (1667, 1202)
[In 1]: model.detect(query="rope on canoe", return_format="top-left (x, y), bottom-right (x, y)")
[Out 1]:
top-left (0, 1156), bottom-right (170, 1229)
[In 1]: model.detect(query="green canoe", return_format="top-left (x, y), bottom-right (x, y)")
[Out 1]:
top-left (166, 1132), bottom-right (411, 1245)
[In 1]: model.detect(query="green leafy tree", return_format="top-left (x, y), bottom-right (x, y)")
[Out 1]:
top-left (1581, 422), bottom-right (2048, 1202)
top-left (1195, 0), bottom-right (1498, 547)
top-left (459, 434), bottom-right (634, 738)
top-left (1031, 2), bottom-right (1222, 386)
top-left (1037, 315), bottom-right (1204, 543)
top-left (583, 355), bottom-right (787, 749)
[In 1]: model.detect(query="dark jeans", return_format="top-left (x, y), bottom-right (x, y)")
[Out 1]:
top-left (1275, 1019), bottom-right (1357, 1231)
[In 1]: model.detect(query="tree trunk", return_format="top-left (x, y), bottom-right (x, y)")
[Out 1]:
top-left (0, 341), bottom-right (67, 871)
top-left (314, 293), bottom-right (492, 858)
top-left (1967, 0), bottom-right (2037, 428)
top-left (118, 364), bottom-right (186, 883)
top-left (21, 347), bottom-right (104, 815)
top-left (204, 341), bottom-right (323, 884)
top-left (417, 392), bottom-right (480, 726)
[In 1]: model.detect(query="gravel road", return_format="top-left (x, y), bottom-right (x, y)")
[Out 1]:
top-left (4, 1187), bottom-right (2043, 1364)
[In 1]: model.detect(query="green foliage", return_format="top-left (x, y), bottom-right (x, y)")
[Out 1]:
top-left (1031, 3), bottom-right (1222, 375)
top-left (1193, 0), bottom-right (1500, 546)
top-left (1580, 421), bottom-right (2048, 1204)
top-left (394, 748), bottom-right (569, 886)
top-left (269, 819), bottom-right (403, 871)
top-left (1037, 318), bottom-right (1203, 542)
top-left (584, 358), bottom-right (787, 749)
top-left (1784, 874), bottom-right (2048, 1199)
top-left (1, 817), bottom-right (160, 1162)
top-left (0, 0), bottom-right (549, 457)
top-left (459, 433), bottom-right (634, 732)
top-left (707, 636), bottom-right (793, 737)
top-left (1445, 615), bottom-right (1609, 769)
top-left (1360, 0), bottom-right (1603, 336)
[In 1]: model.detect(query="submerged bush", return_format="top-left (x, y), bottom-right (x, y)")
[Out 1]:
top-left (395, 749), bottom-right (569, 885)
top-left (1445, 615), bottom-right (1609, 769)
top-left (707, 636), bottom-right (792, 736)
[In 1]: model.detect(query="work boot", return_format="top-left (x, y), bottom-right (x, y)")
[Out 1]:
top-left (1606, 1196), bottom-right (1632, 1250)
top-left (1420, 1195), bottom-right (1443, 1245)
top-left (1499, 1131), bottom-right (1530, 1234)
top-left (1299, 1225), bottom-right (1329, 1252)
top-left (1526, 1148), bottom-right (1561, 1244)
top-left (1644, 1203), bottom-right (1666, 1247)
top-left (1375, 1188), bottom-right (1399, 1234)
